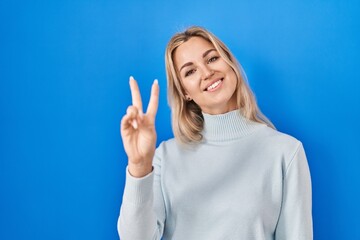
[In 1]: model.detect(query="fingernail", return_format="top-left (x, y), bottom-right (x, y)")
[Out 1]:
top-left (129, 76), bottom-right (134, 82)
top-left (154, 79), bottom-right (158, 85)
top-left (132, 119), bottom-right (138, 129)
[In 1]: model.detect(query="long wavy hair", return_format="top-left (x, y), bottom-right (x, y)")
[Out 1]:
top-left (165, 26), bottom-right (275, 144)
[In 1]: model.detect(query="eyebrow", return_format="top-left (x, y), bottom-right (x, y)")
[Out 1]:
top-left (179, 48), bottom-right (217, 72)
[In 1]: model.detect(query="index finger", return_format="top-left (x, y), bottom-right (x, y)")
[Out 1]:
top-left (129, 76), bottom-right (143, 112)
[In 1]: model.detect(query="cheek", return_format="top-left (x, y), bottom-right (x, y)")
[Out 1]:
top-left (179, 81), bottom-right (192, 96)
top-left (227, 68), bottom-right (238, 84)
top-left (182, 78), bottom-right (200, 93)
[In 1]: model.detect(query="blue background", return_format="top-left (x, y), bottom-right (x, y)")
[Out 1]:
top-left (1, 0), bottom-right (359, 239)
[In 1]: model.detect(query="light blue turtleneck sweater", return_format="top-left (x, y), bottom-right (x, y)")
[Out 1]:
top-left (118, 110), bottom-right (313, 240)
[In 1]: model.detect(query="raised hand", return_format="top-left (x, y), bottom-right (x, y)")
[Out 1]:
top-left (120, 76), bottom-right (159, 178)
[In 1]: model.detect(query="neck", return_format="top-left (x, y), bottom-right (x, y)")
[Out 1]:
top-left (202, 109), bottom-right (265, 142)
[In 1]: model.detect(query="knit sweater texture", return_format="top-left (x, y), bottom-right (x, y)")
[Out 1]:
top-left (118, 109), bottom-right (313, 240)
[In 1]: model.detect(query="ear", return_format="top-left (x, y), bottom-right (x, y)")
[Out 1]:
top-left (185, 93), bottom-right (192, 101)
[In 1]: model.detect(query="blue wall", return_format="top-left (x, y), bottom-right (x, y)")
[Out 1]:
top-left (1, 0), bottom-right (359, 239)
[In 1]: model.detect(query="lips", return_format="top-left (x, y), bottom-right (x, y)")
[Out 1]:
top-left (204, 78), bottom-right (223, 91)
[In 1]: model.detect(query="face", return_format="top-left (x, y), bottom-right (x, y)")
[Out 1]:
top-left (174, 37), bottom-right (238, 115)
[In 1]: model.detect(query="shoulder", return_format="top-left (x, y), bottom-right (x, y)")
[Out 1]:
top-left (256, 126), bottom-right (304, 165)
top-left (154, 138), bottom-right (180, 161)
top-left (259, 126), bottom-right (301, 148)
top-left (153, 137), bottom-right (189, 171)
top-left (154, 137), bottom-right (201, 163)
top-left (155, 137), bottom-right (176, 154)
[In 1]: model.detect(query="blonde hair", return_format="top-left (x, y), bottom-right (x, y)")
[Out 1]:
top-left (165, 26), bottom-right (275, 144)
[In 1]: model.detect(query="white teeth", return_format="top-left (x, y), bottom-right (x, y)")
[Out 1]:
top-left (207, 80), bottom-right (222, 91)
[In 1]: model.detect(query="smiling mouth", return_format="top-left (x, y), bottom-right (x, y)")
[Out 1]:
top-left (205, 78), bottom-right (223, 91)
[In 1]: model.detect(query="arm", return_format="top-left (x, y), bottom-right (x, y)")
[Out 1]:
top-left (117, 77), bottom-right (165, 239)
top-left (120, 76), bottom-right (159, 178)
top-left (117, 156), bottom-right (166, 240)
top-left (275, 142), bottom-right (313, 240)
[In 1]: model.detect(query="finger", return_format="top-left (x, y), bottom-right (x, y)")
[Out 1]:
top-left (121, 113), bottom-right (132, 132)
top-left (121, 113), bottom-right (135, 135)
top-left (146, 79), bottom-right (159, 121)
top-left (129, 76), bottom-right (143, 112)
top-left (125, 106), bottom-right (139, 129)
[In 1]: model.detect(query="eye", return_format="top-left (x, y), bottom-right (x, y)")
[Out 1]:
top-left (208, 56), bottom-right (219, 63)
top-left (185, 69), bottom-right (196, 77)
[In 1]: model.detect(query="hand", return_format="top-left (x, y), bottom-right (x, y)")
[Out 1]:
top-left (120, 76), bottom-right (159, 178)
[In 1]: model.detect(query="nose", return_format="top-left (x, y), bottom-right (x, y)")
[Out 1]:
top-left (200, 65), bottom-right (214, 80)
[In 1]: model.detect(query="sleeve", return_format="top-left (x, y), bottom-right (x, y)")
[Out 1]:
top-left (275, 142), bottom-right (313, 240)
top-left (117, 153), bottom-right (166, 240)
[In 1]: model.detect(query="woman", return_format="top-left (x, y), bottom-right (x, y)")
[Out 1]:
top-left (118, 26), bottom-right (313, 240)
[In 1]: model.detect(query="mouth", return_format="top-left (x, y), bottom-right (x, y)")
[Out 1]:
top-left (204, 78), bottom-right (224, 92)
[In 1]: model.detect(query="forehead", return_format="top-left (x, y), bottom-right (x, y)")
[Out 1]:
top-left (174, 37), bottom-right (215, 67)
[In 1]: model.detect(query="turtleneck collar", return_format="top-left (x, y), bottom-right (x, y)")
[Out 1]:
top-left (202, 109), bottom-right (266, 142)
